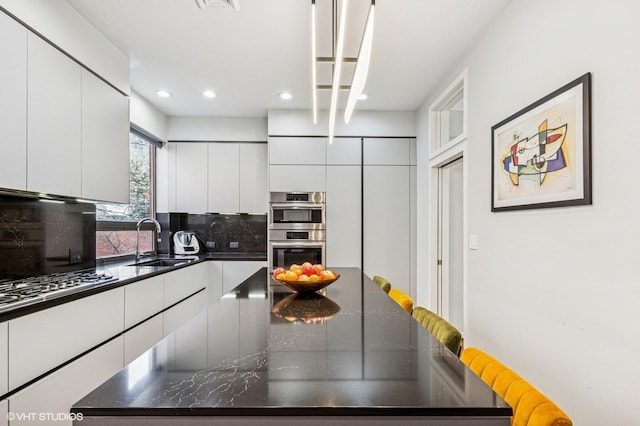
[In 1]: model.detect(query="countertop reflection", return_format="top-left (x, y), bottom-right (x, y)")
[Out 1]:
top-left (271, 291), bottom-right (340, 324)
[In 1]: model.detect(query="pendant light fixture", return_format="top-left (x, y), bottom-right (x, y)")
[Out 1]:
top-left (344, 2), bottom-right (374, 124)
top-left (327, 0), bottom-right (348, 143)
top-left (311, 0), bottom-right (376, 142)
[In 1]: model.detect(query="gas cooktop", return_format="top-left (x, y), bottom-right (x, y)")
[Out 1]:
top-left (0, 270), bottom-right (117, 314)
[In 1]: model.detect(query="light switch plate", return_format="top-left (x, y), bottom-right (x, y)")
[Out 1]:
top-left (469, 234), bottom-right (479, 250)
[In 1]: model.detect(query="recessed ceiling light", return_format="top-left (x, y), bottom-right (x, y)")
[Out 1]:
top-left (155, 90), bottom-right (172, 98)
top-left (358, 93), bottom-right (368, 101)
top-left (278, 92), bottom-right (293, 100)
top-left (203, 90), bottom-right (216, 98)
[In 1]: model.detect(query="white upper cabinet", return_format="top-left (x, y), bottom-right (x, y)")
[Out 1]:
top-left (269, 165), bottom-right (327, 192)
top-left (176, 142), bottom-right (208, 213)
top-left (208, 143), bottom-right (240, 213)
top-left (326, 138), bottom-right (361, 165)
top-left (0, 12), bottom-right (129, 201)
top-left (27, 33), bottom-right (82, 197)
top-left (269, 137), bottom-right (326, 164)
top-left (0, 13), bottom-right (27, 191)
top-left (363, 138), bottom-right (413, 165)
top-left (167, 142), bottom-right (268, 214)
top-left (81, 70), bottom-right (130, 203)
top-left (239, 143), bottom-right (268, 212)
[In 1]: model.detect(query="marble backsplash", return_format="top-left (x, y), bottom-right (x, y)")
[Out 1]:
top-left (0, 194), bottom-right (96, 280)
top-left (156, 212), bottom-right (267, 256)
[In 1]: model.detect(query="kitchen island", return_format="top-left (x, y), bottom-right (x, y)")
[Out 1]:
top-left (72, 268), bottom-right (511, 425)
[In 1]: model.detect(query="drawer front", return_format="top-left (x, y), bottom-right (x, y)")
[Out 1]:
top-left (163, 291), bottom-right (207, 338)
top-left (124, 275), bottom-right (164, 329)
top-left (8, 288), bottom-right (124, 391)
top-left (164, 263), bottom-right (206, 308)
top-left (8, 336), bottom-right (123, 426)
top-left (124, 315), bottom-right (163, 365)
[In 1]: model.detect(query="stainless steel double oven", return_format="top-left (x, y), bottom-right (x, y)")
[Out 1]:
top-left (268, 192), bottom-right (325, 271)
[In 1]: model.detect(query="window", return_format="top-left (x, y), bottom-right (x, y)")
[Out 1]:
top-left (429, 69), bottom-right (467, 157)
top-left (96, 129), bottom-right (156, 259)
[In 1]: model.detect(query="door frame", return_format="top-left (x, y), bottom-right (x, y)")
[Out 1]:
top-left (428, 142), bottom-right (468, 331)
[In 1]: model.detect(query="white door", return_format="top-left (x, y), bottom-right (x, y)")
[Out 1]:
top-left (438, 157), bottom-right (464, 331)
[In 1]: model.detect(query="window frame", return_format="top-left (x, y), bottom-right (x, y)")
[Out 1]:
top-left (96, 127), bottom-right (158, 263)
top-left (428, 68), bottom-right (468, 159)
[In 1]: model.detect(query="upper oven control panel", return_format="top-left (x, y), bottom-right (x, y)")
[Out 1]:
top-left (270, 192), bottom-right (325, 204)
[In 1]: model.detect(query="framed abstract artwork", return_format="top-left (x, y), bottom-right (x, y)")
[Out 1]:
top-left (491, 73), bottom-right (592, 211)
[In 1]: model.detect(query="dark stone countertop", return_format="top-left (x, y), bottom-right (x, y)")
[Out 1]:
top-left (72, 267), bottom-right (512, 419)
top-left (0, 253), bottom-right (265, 322)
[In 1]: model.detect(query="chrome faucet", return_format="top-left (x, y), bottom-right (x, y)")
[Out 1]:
top-left (135, 217), bottom-right (162, 261)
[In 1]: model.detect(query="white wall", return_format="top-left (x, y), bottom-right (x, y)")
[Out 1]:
top-left (131, 91), bottom-right (168, 143)
top-left (0, 0), bottom-right (129, 94)
top-left (167, 117), bottom-right (267, 142)
top-left (416, 0), bottom-right (640, 424)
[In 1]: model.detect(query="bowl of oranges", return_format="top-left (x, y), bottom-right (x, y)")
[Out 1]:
top-left (272, 262), bottom-right (339, 293)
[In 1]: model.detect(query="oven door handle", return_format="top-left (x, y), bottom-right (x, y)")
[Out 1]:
top-left (270, 241), bottom-right (325, 248)
top-left (270, 203), bottom-right (325, 209)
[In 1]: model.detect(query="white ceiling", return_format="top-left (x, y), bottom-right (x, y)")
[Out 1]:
top-left (65, 0), bottom-right (511, 118)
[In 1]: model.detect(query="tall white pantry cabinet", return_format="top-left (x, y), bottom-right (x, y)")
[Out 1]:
top-left (268, 137), bottom-right (417, 298)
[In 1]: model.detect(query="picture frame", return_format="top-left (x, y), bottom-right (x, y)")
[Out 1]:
top-left (491, 73), bottom-right (592, 212)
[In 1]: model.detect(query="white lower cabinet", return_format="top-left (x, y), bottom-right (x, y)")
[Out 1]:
top-left (1, 399), bottom-right (7, 426)
top-left (221, 261), bottom-right (266, 294)
top-left (124, 275), bottom-right (164, 329)
top-left (8, 288), bottom-right (124, 392)
top-left (124, 315), bottom-right (163, 365)
top-left (0, 322), bottom-right (7, 397)
top-left (207, 261), bottom-right (224, 304)
top-left (163, 263), bottom-right (207, 308)
top-left (163, 290), bottom-right (207, 337)
top-left (8, 336), bottom-right (124, 426)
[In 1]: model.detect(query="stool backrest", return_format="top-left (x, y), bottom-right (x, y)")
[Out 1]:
top-left (412, 306), bottom-right (462, 355)
top-left (460, 347), bottom-right (572, 426)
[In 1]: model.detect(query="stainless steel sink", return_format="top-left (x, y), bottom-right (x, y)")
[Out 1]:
top-left (128, 257), bottom-right (197, 267)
